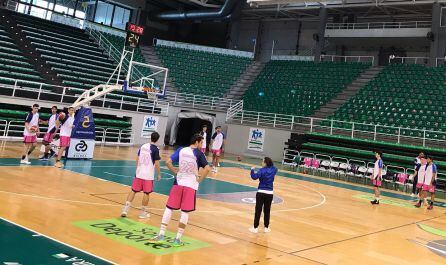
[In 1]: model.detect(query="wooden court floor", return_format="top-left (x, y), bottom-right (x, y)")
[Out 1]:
top-left (0, 141), bottom-right (446, 265)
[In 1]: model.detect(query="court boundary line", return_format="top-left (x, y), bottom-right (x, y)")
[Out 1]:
top-left (289, 214), bottom-right (446, 254)
top-left (0, 216), bottom-right (117, 264)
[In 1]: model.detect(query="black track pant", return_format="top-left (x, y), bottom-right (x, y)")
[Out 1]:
top-left (254, 192), bottom-right (273, 228)
top-left (412, 174), bottom-right (418, 194)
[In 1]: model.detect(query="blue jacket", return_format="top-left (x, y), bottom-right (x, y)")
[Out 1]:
top-left (250, 166), bottom-right (277, 191)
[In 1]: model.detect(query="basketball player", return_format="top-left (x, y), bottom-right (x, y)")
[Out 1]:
top-left (55, 107), bottom-right (75, 168)
top-left (416, 156), bottom-right (437, 210)
top-left (121, 132), bottom-right (161, 218)
top-left (249, 157), bottom-right (277, 233)
top-left (39, 106), bottom-right (60, 161)
top-left (20, 104), bottom-right (40, 165)
top-left (412, 155), bottom-right (427, 202)
top-left (210, 126), bottom-right (224, 173)
top-left (151, 134), bottom-right (211, 247)
top-left (200, 125), bottom-right (207, 153)
top-left (370, 151), bottom-right (383, 205)
top-left (411, 152), bottom-right (424, 197)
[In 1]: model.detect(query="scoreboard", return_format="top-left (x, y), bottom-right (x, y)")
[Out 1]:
top-left (125, 23), bottom-right (145, 48)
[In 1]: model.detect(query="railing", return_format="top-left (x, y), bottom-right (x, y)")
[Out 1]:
top-left (227, 110), bottom-right (446, 148)
top-left (163, 91), bottom-right (242, 112)
top-left (0, 77), bottom-right (169, 116)
top-left (226, 100), bottom-right (244, 120)
top-left (321, 55), bottom-right (375, 65)
top-left (326, 21), bottom-right (431, 30)
top-left (1, 120), bottom-right (133, 145)
top-left (388, 56), bottom-right (429, 65)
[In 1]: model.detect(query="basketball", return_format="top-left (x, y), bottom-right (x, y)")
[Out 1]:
top-left (29, 125), bottom-right (38, 132)
top-left (58, 112), bottom-right (66, 120)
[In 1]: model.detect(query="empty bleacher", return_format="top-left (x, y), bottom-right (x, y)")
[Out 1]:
top-left (326, 63), bottom-right (446, 138)
top-left (0, 23), bottom-right (45, 85)
top-left (243, 60), bottom-right (370, 116)
top-left (155, 45), bottom-right (251, 97)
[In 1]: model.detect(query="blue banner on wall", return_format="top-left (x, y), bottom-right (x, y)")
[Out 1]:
top-left (71, 107), bottom-right (95, 140)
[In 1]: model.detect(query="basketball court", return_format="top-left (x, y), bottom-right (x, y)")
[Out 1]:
top-left (0, 143), bottom-right (445, 265)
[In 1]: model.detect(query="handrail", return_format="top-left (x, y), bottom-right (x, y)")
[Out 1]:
top-left (1, 120), bottom-right (133, 144)
top-left (326, 21), bottom-right (431, 30)
top-left (226, 109), bottom-right (446, 148)
top-left (320, 55), bottom-right (374, 65)
top-left (388, 56), bottom-right (429, 64)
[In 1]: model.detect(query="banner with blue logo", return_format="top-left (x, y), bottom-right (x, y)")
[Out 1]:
top-left (68, 107), bottom-right (95, 159)
top-left (247, 127), bottom-right (265, 152)
top-left (141, 115), bottom-right (159, 138)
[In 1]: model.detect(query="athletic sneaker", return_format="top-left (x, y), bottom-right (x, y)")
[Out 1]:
top-left (427, 203), bottom-right (434, 210)
top-left (370, 199), bottom-right (379, 205)
top-left (121, 205), bottom-right (130, 217)
top-left (138, 211), bottom-right (150, 219)
top-left (415, 201), bottom-right (422, 208)
top-left (20, 156), bottom-right (31, 165)
top-left (410, 193), bottom-right (416, 197)
top-left (39, 155), bottom-right (48, 161)
top-left (218, 163), bottom-right (221, 167)
top-left (172, 238), bottom-right (184, 247)
top-left (212, 167), bottom-right (218, 173)
top-left (54, 161), bottom-right (63, 168)
top-left (264, 227), bottom-right (271, 233)
top-left (150, 234), bottom-right (165, 242)
top-left (249, 227), bottom-right (258, 233)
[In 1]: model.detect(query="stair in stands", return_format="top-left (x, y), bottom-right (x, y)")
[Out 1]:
top-left (311, 66), bottom-right (384, 121)
top-left (139, 45), bottom-right (178, 93)
top-left (0, 9), bottom-right (64, 88)
top-left (224, 61), bottom-right (265, 100)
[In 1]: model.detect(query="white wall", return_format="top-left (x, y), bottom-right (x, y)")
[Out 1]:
top-left (225, 124), bottom-right (291, 162)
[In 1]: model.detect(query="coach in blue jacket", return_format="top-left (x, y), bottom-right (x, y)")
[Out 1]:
top-left (249, 157), bottom-right (278, 233)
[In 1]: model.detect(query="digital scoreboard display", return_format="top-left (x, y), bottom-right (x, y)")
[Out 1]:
top-left (125, 23), bottom-right (145, 48)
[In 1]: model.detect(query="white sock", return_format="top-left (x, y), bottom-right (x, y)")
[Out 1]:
top-left (125, 201), bottom-right (131, 206)
top-left (176, 228), bottom-right (185, 240)
top-left (159, 208), bottom-right (173, 236)
top-left (159, 224), bottom-right (167, 236)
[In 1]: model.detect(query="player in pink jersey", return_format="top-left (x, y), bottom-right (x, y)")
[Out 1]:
top-left (121, 132), bottom-right (161, 219)
top-left (21, 104), bottom-right (40, 165)
top-left (55, 107), bottom-right (75, 168)
top-left (151, 134), bottom-right (211, 247)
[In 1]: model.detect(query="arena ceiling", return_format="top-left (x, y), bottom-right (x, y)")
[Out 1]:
top-left (243, 0), bottom-right (446, 20)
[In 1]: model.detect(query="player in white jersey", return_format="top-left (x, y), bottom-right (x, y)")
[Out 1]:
top-left (20, 104), bottom-right (40, 165)
top-left (411, 152), bottom-right (425, 197)
top-left (121, 132), bottom-right (161, 219)
top-left (412, 156), bottom-right (427, 201)
top-left (151, 134), bottom-right (211, 247)
top-left (200, 125), bottom-right (207, 153)
top-left (416, 156), bottom-right (438, 210)
top-left (55, 107), bottom-right (75, 168)
top-left (210, 126), bottom-right (225, 173)
top-left (370, 151), bottom-right (383, 205)
top-left (39, 106), bottom-right (60, 161)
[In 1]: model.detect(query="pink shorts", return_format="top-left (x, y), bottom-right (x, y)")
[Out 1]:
top-left (372, 179), bottom-right (382, 187)
top-left (23, 135), bottom-right (37, 144)
top-left (166, 185), bottom-right (197, 212)
top-left (422, 184), bottom-right (435, 193)
top-left (60, 136), bottom-right (71, 147)
top-left (131, 178), bottom-right (154, 194)
top-left (416, 183), bottom-right (424, 189)
top-left (43, 132), bottom-right (55, 144)
top-left (201, 148), bottom-right (206, 153)
top-left (212, 149), bottom-right (221, 156)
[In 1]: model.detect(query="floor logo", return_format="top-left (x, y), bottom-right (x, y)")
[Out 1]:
top-left (73, 218), bottom-right (210, 255)
top-left (52, 253), bottom-right (97, 264)
top-left (412, 224), bottom-right (446, 259)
